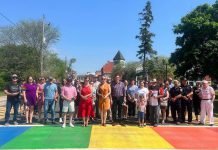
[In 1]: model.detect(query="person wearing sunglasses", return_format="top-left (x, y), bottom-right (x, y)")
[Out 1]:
top-left (4, 74), bottom-right (21, 126)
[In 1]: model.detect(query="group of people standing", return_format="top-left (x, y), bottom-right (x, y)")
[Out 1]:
top-left (3, 74), bottom-right (215, 127)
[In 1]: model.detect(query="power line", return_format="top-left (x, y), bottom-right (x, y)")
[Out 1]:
top-left (0, 12), bottom-right (16, 26)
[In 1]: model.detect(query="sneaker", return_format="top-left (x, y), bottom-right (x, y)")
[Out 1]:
top-left (59, 118), bottom-right (63, 123)
top-left (209, 124), bottom-right (214, 127)
top-left (154, 124), bottom-right (158, 127)
top-left (176, 122), bottom-right (180, 125)
top-left (161, 120), bottom-right (165, 124)
top-left (13, 121), bottom-right (19, 125)
top-left (5, 122), bottom-right (10, 126)
top-left (69, 123), bottom-right (74, 127)
top-left (62, 124), bottom-right (66, 128)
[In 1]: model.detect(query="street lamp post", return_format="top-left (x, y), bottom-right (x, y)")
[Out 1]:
top-left (40, 15), bottom-right (45, 76)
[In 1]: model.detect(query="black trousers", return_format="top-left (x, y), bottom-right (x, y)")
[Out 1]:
top-left (112, 96), bottom-right (124, 122)
top-left (193, 100), bottom-right (201, 116)
top-left (181, 100), bottom-right (193, 122)
top-left (171, 100), bottom-right (181, 123)
top-left (127, 100), bottom-right (136, 117)
top-left (59, 97), bottom-right (63, 118)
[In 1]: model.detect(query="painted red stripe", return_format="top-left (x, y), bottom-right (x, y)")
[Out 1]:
top-left (153, 127), bottom-right (218, 149)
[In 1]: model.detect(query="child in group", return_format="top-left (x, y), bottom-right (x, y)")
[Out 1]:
top-left (137, 94), bottom-right (147, 127)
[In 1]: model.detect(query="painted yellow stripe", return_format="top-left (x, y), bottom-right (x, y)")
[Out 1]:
top-left (89, 125), bottom-right (174, 149)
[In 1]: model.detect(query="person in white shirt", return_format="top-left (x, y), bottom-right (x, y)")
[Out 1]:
top-left (136, 81), bottom-right (149, 125)
top-left (199, 80), bottom-right (215, 126)
top-left (149, 79), bottom-right (162, 127)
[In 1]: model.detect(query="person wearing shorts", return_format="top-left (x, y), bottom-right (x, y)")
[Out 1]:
top-left (61, 77), bottom-right (77, 128)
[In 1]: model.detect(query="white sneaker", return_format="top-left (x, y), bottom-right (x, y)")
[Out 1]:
top-left (62, 124), bottom-right (66, 128)
top-left (69, 123), bottom-right (74, 127)
top-left (59, 118), bottom-right (63, 123)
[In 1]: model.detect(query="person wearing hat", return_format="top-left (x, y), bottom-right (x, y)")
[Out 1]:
top-left (148, 79), bottom-right (161, 127)
top-left (169, 80), bottom-right (182, 124)
top-left (199, 80), bottom-right (215, 126)
top-left (4, 74), bottom-right (21, 126)
top-left (61, 77), bottom-right (77, 128)
top-left (180, 77), bottom-right (193, 124)
top-left (43, 76), bottom-right (58, 124)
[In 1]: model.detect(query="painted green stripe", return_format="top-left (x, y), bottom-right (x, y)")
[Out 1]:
top-left (2, 126), bottom-right (92, 149)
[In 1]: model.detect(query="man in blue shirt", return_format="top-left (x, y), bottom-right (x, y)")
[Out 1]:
top-left (43, 76), bottom-right (58, 124)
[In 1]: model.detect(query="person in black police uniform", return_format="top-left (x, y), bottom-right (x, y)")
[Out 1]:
top-left (169, 80), bottom-right (182, 125)
top-left (180, 77), bottom-right (193, 124)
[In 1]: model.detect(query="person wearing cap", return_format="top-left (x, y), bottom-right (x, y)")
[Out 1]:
top-left (61, 77), bottom-right (77, 128)
top-left (199, 80), bottom-right (215, 126)
top-left (43, 76), bottom-right (58, 124)
top-left (97, 75), bottom-right (111, 126)
top-left (180, 77), bottom-right (193, 124)
top-left (169, 80), bottom-right (182, 124)
top-left (4, 74), bottom-right (21, 126)
top-left (148, 79), bottom-right (161, 127)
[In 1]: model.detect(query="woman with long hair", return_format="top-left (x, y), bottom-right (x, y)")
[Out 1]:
top-left (23, 76), bottom-right (38, 124)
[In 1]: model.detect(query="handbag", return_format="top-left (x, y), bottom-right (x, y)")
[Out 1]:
top-left (160, 98), bottom-right (168, 107)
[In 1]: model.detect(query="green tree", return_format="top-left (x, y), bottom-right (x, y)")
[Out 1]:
top-left (111, 63), bottom-right (125, 79)
top-left (146, 56), bottom-right (175, 81)
top-left (169, 1), bottom-right (218, 80)
top-left (0, 19), bottom-right (59, 76)
top-left (136, 1), bottom-right (156, 80)
top-left (0, 45), bottom-right (40, 80)
top-left (43, 52), bottom-right (66, 79)
top-left (123, 62), bottom-right (140, 81)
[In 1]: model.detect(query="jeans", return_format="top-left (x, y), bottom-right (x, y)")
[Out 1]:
top-left (5, 98), bottom-right (20, 123)
top-left (149, 105), bottom-right (159, 125)
top-left (44, 99), bottom-right (55, 121)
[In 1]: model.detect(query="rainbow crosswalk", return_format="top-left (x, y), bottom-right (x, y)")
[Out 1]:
top-left (0, 125), bottom-right (218, 149)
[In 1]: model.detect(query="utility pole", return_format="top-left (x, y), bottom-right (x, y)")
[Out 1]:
top-left (40, 15), bottom-right (45, 76)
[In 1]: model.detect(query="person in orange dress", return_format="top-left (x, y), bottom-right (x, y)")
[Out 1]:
top-left (97, 76), bottom-right (111, 126)
top-left (78, 76), bottom-right (94, 127)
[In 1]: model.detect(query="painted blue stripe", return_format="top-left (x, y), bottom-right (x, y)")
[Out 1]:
top-left (0, 127), bottom-right (30, 147)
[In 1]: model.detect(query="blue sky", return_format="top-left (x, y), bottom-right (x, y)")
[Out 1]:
top-left (0, 0), bottom-right (215, 74)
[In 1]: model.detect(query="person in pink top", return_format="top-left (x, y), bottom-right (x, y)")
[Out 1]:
top-left (37, 77), bottom-right (46, 122)
top-left (61, 77), bottom-right (77, 128)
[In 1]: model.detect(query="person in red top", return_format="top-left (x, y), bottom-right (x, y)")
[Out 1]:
top-left (78, 76), bottom-right (94, 127)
